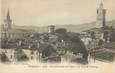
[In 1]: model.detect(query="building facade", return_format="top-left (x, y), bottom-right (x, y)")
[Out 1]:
top-left (96, 1), bottom-right (106, 28)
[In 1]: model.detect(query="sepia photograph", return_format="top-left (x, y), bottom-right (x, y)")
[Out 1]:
top-left (0, 0), bottom-right (115, 73)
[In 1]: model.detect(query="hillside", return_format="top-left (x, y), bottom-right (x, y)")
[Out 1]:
top-left (12, 20), bottom-right (115, 33)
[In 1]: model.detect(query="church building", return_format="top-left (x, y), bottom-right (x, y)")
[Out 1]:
top-left (80, 0), bottom-right (114, 47)
top-left (1, 10), bottom-right (12, 39)
top-left (1, 10), bottom-right (34, 40)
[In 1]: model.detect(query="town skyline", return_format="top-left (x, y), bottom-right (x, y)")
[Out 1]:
top-left (1, 0), bottom-right (115, 26)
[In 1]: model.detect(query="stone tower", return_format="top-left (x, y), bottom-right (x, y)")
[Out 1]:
top-left (96, 0), bottom-right (106, 28)
top-left (48, 25), bottom-right (55, 34)
top-left (1, 9), bottom-right (12, 39)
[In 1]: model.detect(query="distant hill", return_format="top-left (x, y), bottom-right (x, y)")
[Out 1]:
top-left (106, 20), bottom-right (115, 28)
top-left (12, 20), bottom-right (115, 33)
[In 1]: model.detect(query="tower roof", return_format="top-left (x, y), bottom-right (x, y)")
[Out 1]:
top-left (6, 9), bottom-right (11, 20)
top-left (99, 0), bottom-right (104, 9)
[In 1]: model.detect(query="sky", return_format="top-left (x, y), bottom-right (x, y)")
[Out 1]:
top-left (1, 0), bottom-right (115, 26)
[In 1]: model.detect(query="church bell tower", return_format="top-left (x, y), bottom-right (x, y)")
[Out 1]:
top-left (1, 9), bottom-right (12, 39)
top-left (96, 0), bottom-right (106, 28)
top-left (4, 9), bottom-right (12, 30)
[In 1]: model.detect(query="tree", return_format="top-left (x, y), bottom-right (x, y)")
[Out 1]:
top-left (110, 30), bottom-right (115, 42)
top-left (55, 28), bottom-right (67, 34)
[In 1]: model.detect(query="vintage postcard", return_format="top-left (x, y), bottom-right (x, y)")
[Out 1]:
top-left (0, 0), bottom-right (115, 73)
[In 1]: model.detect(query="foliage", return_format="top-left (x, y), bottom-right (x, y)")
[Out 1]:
top-left (55, 28), bottom-right (67, 34)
